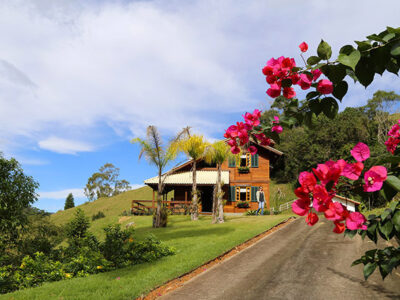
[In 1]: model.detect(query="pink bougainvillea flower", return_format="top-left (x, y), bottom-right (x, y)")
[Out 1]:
top-left (299, 74), bottom-right (312, 90)
top-left (299, 42), bottom-right (308, 52)
top-left (312, 69), bottom-right (322, 81)
top-left (345, 212), bottom-right (367, 230)
top-left (291, 73), bottom-right (300, 85)
top-left (385, 136), bottom-right (400, 154)
top-left (271, 125), bottom-right (283, 134)
top-left (312, 184), bottom-right (332, 212)
top-left (341, 162), bottom-right (364, 180)
top-left (313, 160), bottom-right (346, 186)
top-left (254, 133), bottom-right (271, 146)
top-left (299, 171), bottom-right (317, 193)
top-left (266, 75), bottom-right (277, 84)
top-left (317, 79), bottom-right (333, 94)
top-left (324, 202), bottom-right (348, 221)
top-left (231, 146), bottom-right (240, 154)
top-left (248, 146), bottom-right (257, 155)
top-left (273, 116), bottom-right (280, 123)
top-left (283, 87), bottom-right (296, 99)
top-left (294, 186), bottom-right (310, 199)
top-left (363, 166), bottom-right (387, 192)
top-left (224, 125), bottom-right (238, 139)
top-left (333, 221), bottom-right (346, 234)
top-left (266, 83), bottom-right (281, 98)
top-left (292, 198), bottom-right (310, 216)
top-left (227, 139), bottom-right (237, 147)
top-left (243, 110), bottom-right (261, 127)
top-left (306, 212), bottom-right (319, 226)
top-left (350, 142), bottom-right (370, 162)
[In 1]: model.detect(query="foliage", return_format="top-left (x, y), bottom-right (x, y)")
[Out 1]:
top-left (237, 166), bottom-right (250, 173)
top-left (0, 154), bottom-right (39, 249)
top-left (102, 224), bottom-right (133, 266)
top-left (245, 210), bottom-right (271, 216)
top-left (84, 163), bottom-right (131, 201)
top-left (236, 201), bottom-right (250, 208)
top-left (132, 125), bottom-right (186, 228)
top-left (92, 211), bottom-right (106, 221)
top-left (64, 193), bottom-right (75, 210)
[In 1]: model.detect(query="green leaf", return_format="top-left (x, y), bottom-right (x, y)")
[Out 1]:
top-left (351, 258), bottom-right (363, 266)
top-left (364, 262), bottom-right (377, 280)
top-left (379, 264), bottom-right (391, 279)
top-left (332, 81), bottom-right (348, 101)
top-left (367, 34), bottom-right (385, 42)
top-left (321, 64), bottom-right (347, 84)
top-left (309, 99), bottom-right (322, 116)
top-left (307, 56), bottom-right (321, 65)
top-left (387, 26), bottom-right (400, 34)
top-left (383, 33), bottom-right (396, 42)
top-left (391, 42), bottom-right (400, 57)
top-left (380, 183), bottom-right (397, 202)
top-left (317, 40), bottom-right (332, 60)
top-left (281, 78), bottom-right (292, 88)
top-left (355, 57), bottom-right (375, 87)
top-left (367, 222), bottom-right (378, 244)
top-left (355, 40), bottom-right (371, 52)
top-left (381, 208), bottom-right (392, 221)
top-left (338, 50), bottom-right (361, 71)
top-left (321, 97), bottom-right (338, 119)
top-left (368, 214), bottom-right (377, 220)
top-left (393, 210), bottom-right (400, 226)
top-left (344, 229), bottom-right (357, 238)
top-left (371, 47), bottom-right (391, 75)
top-left (306, 91), bottom-right (320, 100)
top-left (386, 58), bottom-right (400, 75)
top-left (385, 175), bottom-right (400, 192)
top-left (390, 201), bottom-right (399, 211)
top-left (376, 155), bottom-right (400, 165)
top-left (379, 221), bottom-right (393, 240)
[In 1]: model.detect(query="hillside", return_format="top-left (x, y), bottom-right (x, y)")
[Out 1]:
top-left (51, 185), bottom-right (153, 226)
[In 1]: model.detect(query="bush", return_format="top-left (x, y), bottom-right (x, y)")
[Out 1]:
top-left (245, 209), bottom-right (271, 215)
top-left (101, 224), bottom-right (132, 266)
top-left (126, 234), bottom-right (175, 264)
top-left (236, 201), bottom-right (250, 208)
top-left (92, 211), bottom-right (105, 221)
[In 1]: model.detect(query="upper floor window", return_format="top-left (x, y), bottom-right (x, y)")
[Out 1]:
top-left (228, 153), bottom-right (259, 168)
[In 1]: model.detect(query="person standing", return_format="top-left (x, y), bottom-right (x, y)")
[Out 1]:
top-left (256, 186), bottom-right (265, 215)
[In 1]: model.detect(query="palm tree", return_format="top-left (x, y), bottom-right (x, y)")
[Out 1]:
top-left (175, 134), bottom-right (209, 221)
top-left (132, 126), bottom-right (184, 228)
top-left (205, 141), bottom-right (233, 223)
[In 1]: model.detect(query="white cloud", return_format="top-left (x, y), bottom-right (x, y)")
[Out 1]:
top-left (39, 188), bottom-right (85, 199)
top-left (38, 137), bottom-right (94, 154)
top-left (0, 0), bottom-right (400, 154)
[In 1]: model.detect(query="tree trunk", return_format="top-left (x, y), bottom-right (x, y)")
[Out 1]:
top-left (217, 164), bottom-right (224, 223)
top-left (154, 169), bottom-right (163, 228)
top-left (212, 183), bottom-right (218, 224)
top-left (191, 160), bottom-right (199, 220)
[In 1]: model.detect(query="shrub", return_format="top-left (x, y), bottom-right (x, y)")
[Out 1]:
top-left (245, 209), bottom-right (270, 215)
top-left (92, 211), bottom-right (105, 221)
top-left (126, 234), bottom-right (175, 264)
top-left (101, 224), bottom-right (132, 266)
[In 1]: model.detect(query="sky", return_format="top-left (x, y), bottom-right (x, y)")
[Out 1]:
top-left (1, 0), bottom-right (400, 212)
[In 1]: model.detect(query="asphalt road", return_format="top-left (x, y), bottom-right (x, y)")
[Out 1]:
top-left (160, 218), bottom-right (400, 300)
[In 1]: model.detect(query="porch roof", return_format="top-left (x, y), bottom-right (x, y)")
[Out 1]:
top-left (144, 170), bottom-right (230, 185)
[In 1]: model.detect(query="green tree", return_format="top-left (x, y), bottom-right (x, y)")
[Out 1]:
top-left (132, 126), bottom-right (184, 228)
top-left (84, 163), bottom-right (131, 201)
top-left (0, 153), bottom-right (39, 251)
top-left (175, 134), bottom-right (209, 221)
top-left (205, 141), bottom-right (233, 223)
top-left (64, 193), bottom-right (75, 210)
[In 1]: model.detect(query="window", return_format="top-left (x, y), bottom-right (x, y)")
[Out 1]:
top-left (238, 153), bottom-right (251, 167)
top-left (235, 186), bottom-right (251, 201)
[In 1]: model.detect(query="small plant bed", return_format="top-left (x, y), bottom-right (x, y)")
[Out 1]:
top-left (236, 201), bottom-right (250, 208)
top-left (237, 166), bottom-right (250, 173)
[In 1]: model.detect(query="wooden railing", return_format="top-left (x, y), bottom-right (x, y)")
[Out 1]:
top-left (278, 199), bottom-right (296, 212)
top-left (131, 200), bottom-right (191, 215)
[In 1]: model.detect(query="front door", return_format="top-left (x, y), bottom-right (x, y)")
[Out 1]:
top-left (201, 186), bottom-right (214, 212)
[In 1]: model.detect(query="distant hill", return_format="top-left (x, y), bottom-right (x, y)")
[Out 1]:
top-left (50, 186), bottom-right (153, 227)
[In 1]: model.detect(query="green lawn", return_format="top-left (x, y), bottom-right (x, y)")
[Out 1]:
top-left (1, 214), bottom-right (291, 300)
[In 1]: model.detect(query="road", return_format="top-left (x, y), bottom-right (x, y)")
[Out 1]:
top-left (160, 218), bottom-right (400, 300)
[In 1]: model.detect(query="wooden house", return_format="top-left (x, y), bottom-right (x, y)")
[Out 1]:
top-left (143, 142), bottom-right (283, 213)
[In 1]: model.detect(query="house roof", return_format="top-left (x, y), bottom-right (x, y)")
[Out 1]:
top-left (333, 195), bottom-right (361, 205)
top-left (144, 170), bottom-right (230, 185)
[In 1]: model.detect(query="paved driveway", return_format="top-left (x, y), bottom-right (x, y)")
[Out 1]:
top-left (160, 218), bottom-right (400, 300)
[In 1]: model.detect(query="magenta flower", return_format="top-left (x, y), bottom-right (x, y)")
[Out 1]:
top-left (317, 79), bottom-right (333, 94)
top-left (283, 87), bottom-right (296, 99)
top-left (363, 166), bottom-right (387, 192)
top-left (341, 162), bottom-right (364, 180)
top-left (292, 198), bottom-right (310, 216)
top-left (299, 171), bottom-right (317, 193)
top-left (312, 184), bottom-right (332, 212)
top-left (306, 212), bottom-right (318, 226)
top-left (350, 142), bottom-right (370, 162)
top-left (299, 42), bottom-right (308, 52)
top-left (266, 83), bottom-right (281, 98)
top-left (324, 202), bottom-right (348, 221)
top-left (299, 74), bottom-right (312, 90)
top-left (231, 146), bottom-right (240, 154)
top-left (248, 146), bottom-right (257, 155)
top-left (271, 125), bottom-right (283, 134)
top-left (345, 212), bottom-right (367, 230)
top-left (312, 69), bottom-right (322, 81)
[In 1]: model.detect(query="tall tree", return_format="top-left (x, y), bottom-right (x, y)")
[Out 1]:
top-left (0, 154), bottom-right (39, 250)
top-left (205, 141), bottom-right (233, 223)
top-left (64, 193), bottom-right (75, 210)
top-left (176, 134), bottom-right (209, 221)
top-left (132, 126), bottom-right (185, 228)
top-left (84, 163), bottom-right (131, 201)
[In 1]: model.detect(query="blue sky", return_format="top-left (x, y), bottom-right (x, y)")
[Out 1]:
top-left (1, 0), bottom-right (400, 212)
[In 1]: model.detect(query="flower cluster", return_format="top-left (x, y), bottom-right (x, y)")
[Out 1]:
top-left (262, 42), bottom-right (334, 100)
top-left (224, 109), bottom-right (274, 154)
top-left (292, 142), bottom-right (387, 233)
top-left (385, 120), bottom-right (400, 154)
